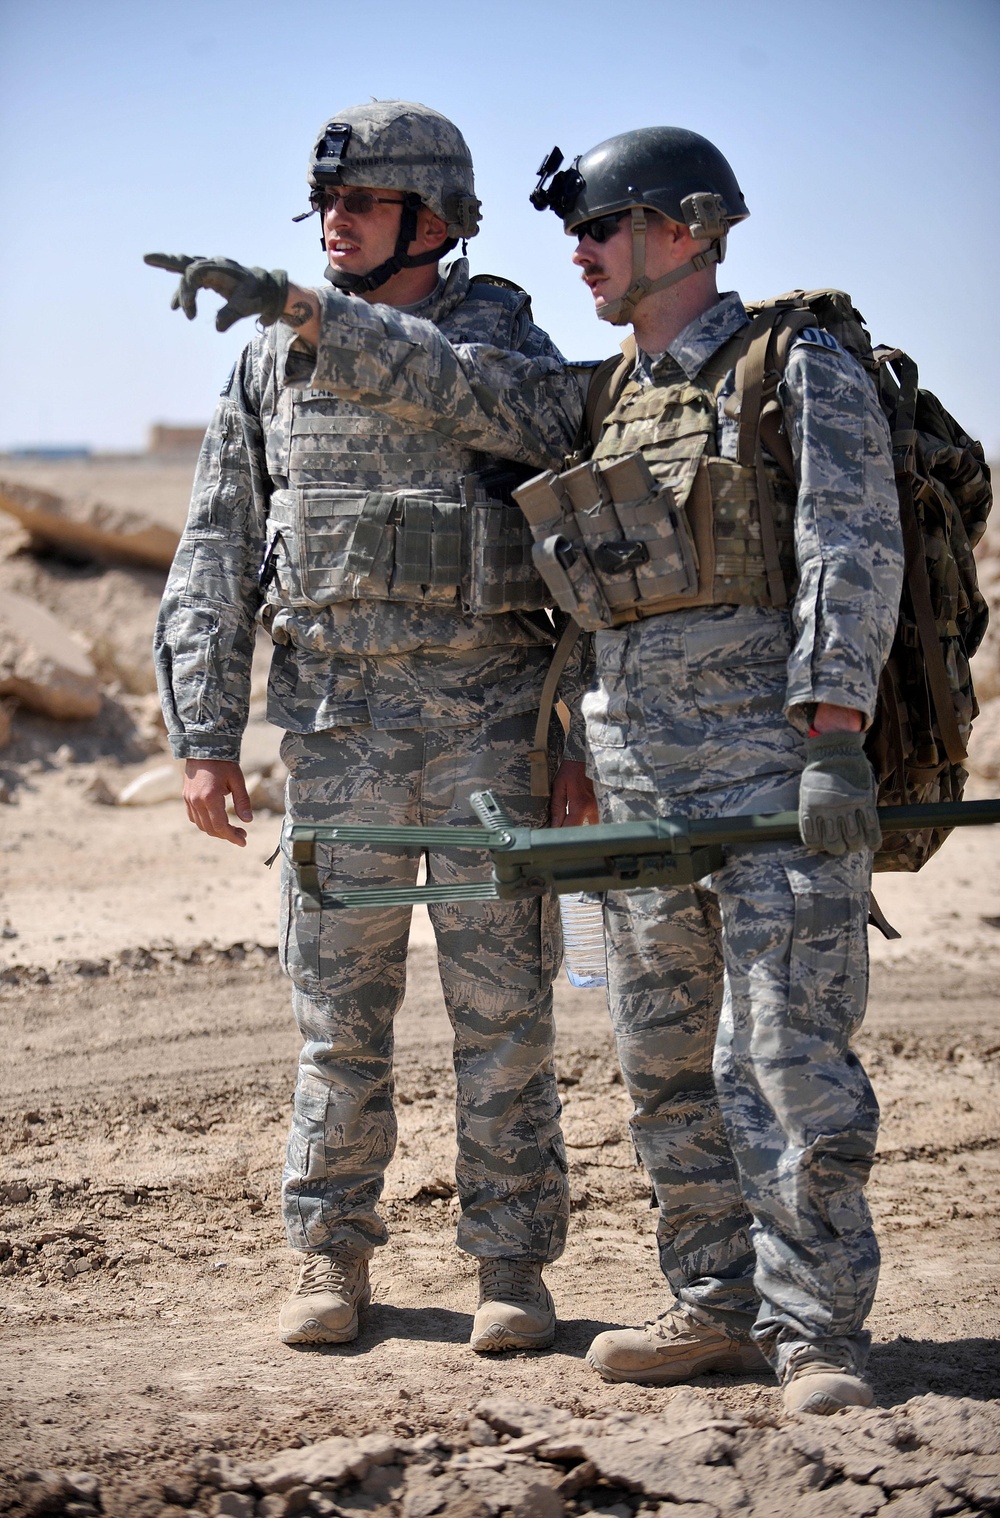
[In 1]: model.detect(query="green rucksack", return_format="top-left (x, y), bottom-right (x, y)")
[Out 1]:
top-left (585, 289), bottom-right (993, 872)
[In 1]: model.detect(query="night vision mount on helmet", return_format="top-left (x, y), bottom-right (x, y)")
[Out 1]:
top-left (531, 127), bottom-right (749, 324)
top-left (296, 100), bottom-right (483, 296)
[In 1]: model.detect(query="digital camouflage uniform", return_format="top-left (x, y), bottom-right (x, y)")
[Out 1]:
top-left (582, 292), bottom-right (903, 1374)
top-left (155, 257), bottom-right (585, 1265)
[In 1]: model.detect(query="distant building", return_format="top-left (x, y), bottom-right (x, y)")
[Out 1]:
top-left (147, 424), bottom-right (207, 456)
top-left (6, 445), bottom-right (92, 459)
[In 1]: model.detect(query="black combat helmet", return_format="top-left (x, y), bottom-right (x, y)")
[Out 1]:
top-left (531, 127), bottom-right (749, 325)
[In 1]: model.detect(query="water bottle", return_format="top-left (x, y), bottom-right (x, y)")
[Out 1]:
top-left (559, 892), bottom-right (608, 988)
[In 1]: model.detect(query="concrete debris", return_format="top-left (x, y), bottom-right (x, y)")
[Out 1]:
top-left (81, 770), bottom-right (120, 805)
top-left (0, 588), bottom-right (101, 720)
top-left (117, 762), bottom-right (184, 806)
top-left (245, 769), bottom-right (287, 814)
top-left (0, 477), bottom-right (180, 570)
top-left (252, 1432), bottom-right (402, 1493)
top-left (13, 1393), bottom-right (998, 1517)
top-left (239, 718), bottom-right (284, 775)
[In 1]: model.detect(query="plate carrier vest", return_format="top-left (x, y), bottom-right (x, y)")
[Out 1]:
top-left (261, 272), bottom-right (549, 617)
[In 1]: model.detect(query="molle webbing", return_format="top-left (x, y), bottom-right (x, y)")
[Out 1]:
top-left (263, 484), bottom-right (548, 615)
top-left (588, 331), bottom-right (797, 616)
top-left (581, 337), bottom-right (637, 452)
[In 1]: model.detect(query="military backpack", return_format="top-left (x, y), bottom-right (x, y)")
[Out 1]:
top-left (581, 289), bottom-right (993, 873)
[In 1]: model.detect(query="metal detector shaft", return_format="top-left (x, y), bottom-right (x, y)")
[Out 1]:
top-left (289, 796), bottom-right (1000, 912)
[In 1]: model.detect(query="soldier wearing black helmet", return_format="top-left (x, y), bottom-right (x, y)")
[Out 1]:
top-left (526, 127), bottom-right (903, 1415)
top-left (147, 101), bottom-right (592, 1357)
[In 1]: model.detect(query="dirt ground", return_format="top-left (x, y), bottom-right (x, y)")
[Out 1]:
top-left (0, 458), bottom-right (998, 1516)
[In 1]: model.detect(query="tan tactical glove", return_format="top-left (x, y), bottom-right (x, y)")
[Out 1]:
top-left (798, 730), bottom-right (881, 856)
top-left (144, 253), bottom-right (289, 332)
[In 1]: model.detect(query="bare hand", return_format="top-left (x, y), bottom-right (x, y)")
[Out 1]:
top-left (183, 759), bottom-right (253, 846)
top-left (811, 702), bottom-right (864, 734)
top-left (550, 760), bottom-right (598, 827)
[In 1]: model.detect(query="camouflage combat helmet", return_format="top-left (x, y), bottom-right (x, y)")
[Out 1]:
top-left (531, 127), bottom-right (749, 325)
top-left (303, 100), bottom-right (482, 295)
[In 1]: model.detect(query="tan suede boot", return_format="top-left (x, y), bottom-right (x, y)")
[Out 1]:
top-left (586, 1306), bottom-right (768, 1385)
top-left (781, 1352), bottom-right (874, 1415)
top-left (278, 1247), bottom-right (371, 1346)
top-left (470, 1260), bottom-right (556, 1352)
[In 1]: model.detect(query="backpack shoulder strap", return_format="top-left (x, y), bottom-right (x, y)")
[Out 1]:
top-left (584, 335), bottom-right (638, 448)
top-left (731, 302), bottom-right (813, 609)
top-left (734, 301), bottom-right (813, 477)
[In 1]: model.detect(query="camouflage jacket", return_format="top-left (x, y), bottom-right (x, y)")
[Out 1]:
top-left (625, 292), bottom-right (903, 727)
top-left (574, 292), bottom-right (904, 799)
top-left (155, 260), bottom-right (585, 762)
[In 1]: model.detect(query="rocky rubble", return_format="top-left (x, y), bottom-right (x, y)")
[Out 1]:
top-left (0, 479), bottom-right (286, 804)
top-left (0, 590), bottom-right (101, 720)
top-left (0, 478), bottom-right (180, 571)
top-left (7, 1393), bottom-right (999, 1517)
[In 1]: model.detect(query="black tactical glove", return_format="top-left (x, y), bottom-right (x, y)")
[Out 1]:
top-left (798, 729), bottom-right (881, 856)
top-left (143, 253), bottom-right (289, 332)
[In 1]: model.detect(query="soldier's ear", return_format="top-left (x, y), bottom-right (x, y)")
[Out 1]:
top-left (416, 207), bottom-right (450, 253)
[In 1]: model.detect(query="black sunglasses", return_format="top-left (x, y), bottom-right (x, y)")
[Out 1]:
top-left (573, 211), bottom-right (628, 244)
top-left (309, 189), bottom-right (406, 216)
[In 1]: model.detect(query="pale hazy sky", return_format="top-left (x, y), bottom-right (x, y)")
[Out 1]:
top-left (1, 0), bottom-right (997, 454)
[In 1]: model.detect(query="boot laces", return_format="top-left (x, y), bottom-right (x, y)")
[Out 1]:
top-left (645, 1308), bottom-right (719, 1344)
top-left (297, 1247), bottom-right (364, 1297)
top-left (478, 1258), bottom-right (544, 1306)
top-left (783, 1345), bottom-right (856, 1382)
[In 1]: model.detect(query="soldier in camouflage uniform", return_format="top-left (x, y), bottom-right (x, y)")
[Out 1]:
top-left (148, 102), bottom-right (591, 1352)
top-left (524, 128), bottom-right (904, 1414)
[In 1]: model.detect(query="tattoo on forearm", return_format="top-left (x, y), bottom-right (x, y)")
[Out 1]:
top-left (282, 300), bottom-right (314, 329)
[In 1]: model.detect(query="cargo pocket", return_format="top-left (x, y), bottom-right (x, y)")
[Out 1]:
top-left (787, 879), bottom-right (870, 1041)
top-left (684, 607), bottom-right (792, 729)
top-left (167, 598), bottom-right (239, 727)
top-left (278, 840), bottom-right (324, 990)
top-left (583, 634), bottom-right (630, 749)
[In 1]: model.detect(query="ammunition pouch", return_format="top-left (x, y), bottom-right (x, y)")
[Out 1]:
top-left (262, 475), bottom-right (548, 615)
top-left (513, 450), bottom-right (797, 632)
top-left (515, 452), bottom-right (700, 632)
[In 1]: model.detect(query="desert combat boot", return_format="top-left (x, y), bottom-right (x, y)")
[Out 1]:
top-left (278, 1246), bottom-right (371, 1346)
top-left (470, 1259), bottom-right (556, 1352)
top-left (781, 1349), bottom-right (875, 1415)
top-left (587, 1306), bottom-right (768, 1385)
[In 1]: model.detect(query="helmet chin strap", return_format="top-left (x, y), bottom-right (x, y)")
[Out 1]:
top-left (597, 208), bottom-right (723, 326)
top-left (324, 192), bottom-right (454, 296)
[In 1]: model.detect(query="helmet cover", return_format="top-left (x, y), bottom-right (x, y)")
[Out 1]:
top-left (309, 100), bottom-right (481, 240)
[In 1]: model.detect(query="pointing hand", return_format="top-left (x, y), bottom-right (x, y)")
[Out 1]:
top-left (144, 253), bottom-right (289, 332)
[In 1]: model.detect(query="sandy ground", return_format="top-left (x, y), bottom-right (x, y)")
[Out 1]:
top-left (0, 457), bottom-right (998, 1515)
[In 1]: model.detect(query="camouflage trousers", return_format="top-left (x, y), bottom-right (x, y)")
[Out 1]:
top-left (278, 712), bottom-right (569, 1263)
top-left (599, 791), bottom-right (880, 1376)
top-left (585, 605), bottom-right (881, 1375)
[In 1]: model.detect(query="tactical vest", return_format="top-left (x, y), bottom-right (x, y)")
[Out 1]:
top-left (261, 271), bottom-right (548, 617)
top-left (513, 331), bottom-right (798, 631)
